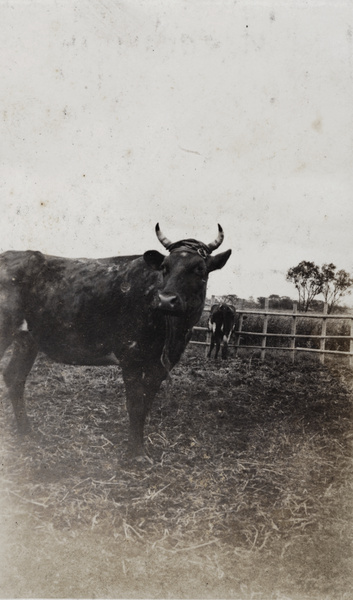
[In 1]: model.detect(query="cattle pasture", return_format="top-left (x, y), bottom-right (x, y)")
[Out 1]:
top-left (0, 351), bottom-right (352, 599)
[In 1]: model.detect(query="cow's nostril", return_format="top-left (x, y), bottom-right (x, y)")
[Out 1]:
top-left (158, 293), bottom-right (180, 311)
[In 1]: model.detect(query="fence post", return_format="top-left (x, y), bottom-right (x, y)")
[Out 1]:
top-left (205, 295), bottom-right (215, 357)
top-left (235, 300), bottom-right (244, 358)
top-left (290, 301), bottom-right (297, 363)
top-left (350, 317), bottom-right (353, 368)
top-left (320, 303), bottom-right (328, 364)
top-left (261, 298), bottom-right (269, 362)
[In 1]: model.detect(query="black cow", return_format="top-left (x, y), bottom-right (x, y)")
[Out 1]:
top-left (0, 224), bottom-right (231, 459)
top-left (207, 303), bottom-right (236, 359)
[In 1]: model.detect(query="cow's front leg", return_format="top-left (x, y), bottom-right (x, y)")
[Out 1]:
top-left (121, 362), bottom-right (166, 459)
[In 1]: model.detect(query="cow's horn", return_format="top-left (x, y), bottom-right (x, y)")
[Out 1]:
top-left (155, 223), bottom-right (173, 249)
top-left (207, 224), bottom-right (224, 252)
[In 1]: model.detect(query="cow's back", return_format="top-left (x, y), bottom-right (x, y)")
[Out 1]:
top-left (0, 250), bottom-right (45, 286)
top-left (0, 251), bottom-right (46, 328)
top-left (0, 250), bottom-right (164, 364)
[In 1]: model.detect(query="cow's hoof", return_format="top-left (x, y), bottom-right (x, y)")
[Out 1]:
top-left (17, 424), bottom-right (32, 436)
top-left (135, 453), bottom-right (154, 465)
top-left (126, 446), bottom-right (154, 465)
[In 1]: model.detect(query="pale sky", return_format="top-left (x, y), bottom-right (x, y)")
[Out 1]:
top-left (1, 0), bottom-right (353, 303)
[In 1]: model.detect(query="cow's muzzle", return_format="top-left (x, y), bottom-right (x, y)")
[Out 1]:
top-left (157, 292), bottom-right (183, 314)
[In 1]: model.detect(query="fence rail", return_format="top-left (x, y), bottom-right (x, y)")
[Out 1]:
top-left (190, 297), bottom-right (353, 365)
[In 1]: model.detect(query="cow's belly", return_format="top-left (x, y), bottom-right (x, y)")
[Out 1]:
top-left (27, 312), bottom-right (165, 367)
top-left (37, 331), bottom-right (119, 366)
top-left (42, 347), bottom-right (120, 366)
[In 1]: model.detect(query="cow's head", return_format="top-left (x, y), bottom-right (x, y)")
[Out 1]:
top-left (144, 224), bottom-right (231, 322)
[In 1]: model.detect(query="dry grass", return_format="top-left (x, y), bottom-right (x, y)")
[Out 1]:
top-left (0, 350), bottom-right (352, 598)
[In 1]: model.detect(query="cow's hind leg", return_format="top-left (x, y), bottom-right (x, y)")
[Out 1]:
top-left (221, 337), bottom-right (228, 360)
top-left (0, 288), bottom-right (25, 361)
top-left (214, 338), bottom-right (221, 359)
top-left (3, 332), bottom-right (38, 434)
top-left (0, 314), bottom-right (16, 362)
top-left (207, 337), bottom-right (215, 358)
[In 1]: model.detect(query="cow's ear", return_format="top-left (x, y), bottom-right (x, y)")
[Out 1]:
top-left (143, 250), bottom-right (165, 270)
top-left (207, 249), bottom-right (232, 272)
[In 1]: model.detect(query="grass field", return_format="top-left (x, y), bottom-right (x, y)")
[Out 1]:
top-left (0, 350), bottom-right (352, 599)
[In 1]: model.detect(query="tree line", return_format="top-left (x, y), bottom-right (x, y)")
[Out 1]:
top-left (209, 262), bottom-right (353, 314)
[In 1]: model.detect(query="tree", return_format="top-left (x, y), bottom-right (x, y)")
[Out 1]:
top-left (320, 263), bottom-right (353, 313)
top-left (257, 297), bottom-right (266, 309)
top-left (279, 296), bottom-right (294, 310)
top-left (286, 261), bottom-right (322, 312)
top-left (286, 261), bottom-right (353, 313)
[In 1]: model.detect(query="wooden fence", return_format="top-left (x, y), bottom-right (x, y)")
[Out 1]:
top-left (190, 297), bottom-right (353, 366)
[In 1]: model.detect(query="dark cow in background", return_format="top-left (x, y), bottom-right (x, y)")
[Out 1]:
top-left (207, 303), bottom-right (236, 359)
top-left (0, 224), bottom-right (231, 459)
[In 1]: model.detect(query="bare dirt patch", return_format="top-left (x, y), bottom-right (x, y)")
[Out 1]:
top-left (1, 351), bottom-right (352, 598)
